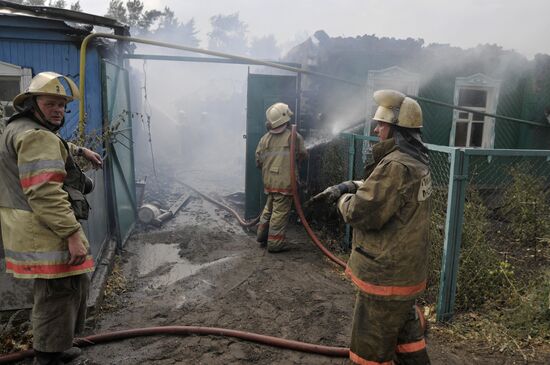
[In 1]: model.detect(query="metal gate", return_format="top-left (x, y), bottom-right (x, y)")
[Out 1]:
top-left (102, 60), bottom-right (137, 247)
top-left (245, 73), bottom-right (298, 219)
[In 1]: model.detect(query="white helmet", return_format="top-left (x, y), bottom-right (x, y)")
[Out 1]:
top-left (372, 89), bottom-right (422, 128)
top-left (13, 72), bottom-right (79, 112)
top-left (266, 102), bottom-right (293, 129)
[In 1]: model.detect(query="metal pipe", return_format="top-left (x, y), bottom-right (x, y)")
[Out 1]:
top-left (79, 34), bottom-right (545, 143)
top-left (124, 54), bottom-right (301, 68)
top-left (151, 192), bottom-right (193, 226)
top-left (410, 95), bottom-right (549, 128)
top-left (78, 33), bottom-right (362, 140)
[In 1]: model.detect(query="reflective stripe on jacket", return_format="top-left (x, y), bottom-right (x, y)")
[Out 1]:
top-left (255, 128), bottom-right (307, 195)
top-left (338, 139), bottom-right (432, 300)
top-left (0, 117), bottom-right (94, 279)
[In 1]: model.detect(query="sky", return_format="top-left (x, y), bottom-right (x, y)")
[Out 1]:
top-left (75, 0), bottom-right (550, 59)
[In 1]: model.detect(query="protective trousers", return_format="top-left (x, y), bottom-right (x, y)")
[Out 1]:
top-left (256, 193), bottom-right (292, 252)
top-left (350, 292), bottom-right (430, 365)
top-left (32, 274), bottom-right (89, 355)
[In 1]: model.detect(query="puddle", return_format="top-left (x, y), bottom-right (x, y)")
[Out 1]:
top-left (135, 243), bottom-right (238, 288)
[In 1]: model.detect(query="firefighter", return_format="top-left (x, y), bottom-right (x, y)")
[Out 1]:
top-left (312, 90), bottom-right (432, 364)
top-left (255, 102), bottom-right (307, 253)
top-left (0, 72), bottom-right (101, 365)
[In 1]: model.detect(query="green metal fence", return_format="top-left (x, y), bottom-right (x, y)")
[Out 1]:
top-left (305, 132), bottom-right (550, 322)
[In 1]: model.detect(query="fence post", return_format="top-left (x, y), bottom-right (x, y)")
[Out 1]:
top-left (437, 148), bottom-right (469, 321)
top-left (343, 134), bottom-right (356, 249)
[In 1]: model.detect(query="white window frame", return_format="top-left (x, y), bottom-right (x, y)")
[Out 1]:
top-left (450, 73), bottom-right (500, 149)
top-left (364, 66), bottom-right (420, 136)
top-left (0, 61), bottom-right (32, 119)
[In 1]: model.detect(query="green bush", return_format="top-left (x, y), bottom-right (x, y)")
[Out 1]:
top-left (426, 188), bottom-right (447, 303)
top-left (499, 166), bottom-right (550, 254)
top-left (499, 269), bottom-right (550, 342)
top-left (455, 189), bottom-right (510, 310)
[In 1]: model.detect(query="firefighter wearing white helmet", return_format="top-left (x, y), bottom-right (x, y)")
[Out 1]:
top-left (372, 89), bottom-right (423, 128)
top-left (0, 71), bottom-right (102, 364)
top-left (309, 89), bottom-right (432, 364)
top-left (266, 102), bottom-right (294, 130)
top-left (255, 102), bottom-right (307, 252)
top-left (12, 71), bottom-right (80, 131)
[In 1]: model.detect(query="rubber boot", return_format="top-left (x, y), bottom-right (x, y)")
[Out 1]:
top-left (60, 347), bottom-right (82, 363)
top-left (33, 351), bottom-right (62, 365)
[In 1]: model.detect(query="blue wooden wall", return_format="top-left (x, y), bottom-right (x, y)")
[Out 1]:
top-left (0, 15), bottom-right (103, 139)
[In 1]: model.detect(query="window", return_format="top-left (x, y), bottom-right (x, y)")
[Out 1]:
top-left (0, 61), bottom-right (32, 120)
top-left (451, 74), bottom-right (500, 148)
top-left (454, 89), bottom-right (487, 147)
top-left (0, 76), bottom-right (20, 118)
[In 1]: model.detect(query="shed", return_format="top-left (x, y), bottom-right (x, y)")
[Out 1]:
top-left (0, 1), bottom-right (135, 310)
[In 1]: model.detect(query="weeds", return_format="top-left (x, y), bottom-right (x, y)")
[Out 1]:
top-left (97, 255), bottom-right (127, 313)
top-left (499, 165), bottom-right (550, 258)
top-left (437, 166), bottom-right (550, 360)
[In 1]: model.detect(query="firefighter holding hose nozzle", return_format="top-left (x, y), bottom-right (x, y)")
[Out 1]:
top-left (256, 102), bottom-right (308, 253)
top-left (309, 90), bottom-right (432, 364)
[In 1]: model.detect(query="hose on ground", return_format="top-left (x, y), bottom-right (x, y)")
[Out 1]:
top-left (0, 129), bottom-right (354, 364)
top-left (179, 181), bottom-right (260, 227)
top-left (290, 125), bottom-right (347, 268)
top-left (178, 126), bottom-right (347, 268)
top-left (0, 326), bottom-right (349, 363)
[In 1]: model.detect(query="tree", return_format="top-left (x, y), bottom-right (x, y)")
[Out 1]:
top-left (126, 0), bottom-right (144, 27)
top-left (105, 0), bottom-right (128, 24)
top-left (26, 0), bottom-right (46, 5)
top-left (48, 0), bottom-right (66, 8)
top-left (154, 8), bottom-right (199, 47)
top-left (207, 13), bottom-right (248, 54)
top-left (101, 2), bottom-right (198, 45)
top-left (156, 6), bottom-right (178, 30)
top-left (250, 35), bottom-right (281, 60)
top-left (70, 1), bottom-right (81, 11)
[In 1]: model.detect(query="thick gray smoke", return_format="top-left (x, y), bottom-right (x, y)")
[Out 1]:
top-left (130, 43), bottom-right (249, 194)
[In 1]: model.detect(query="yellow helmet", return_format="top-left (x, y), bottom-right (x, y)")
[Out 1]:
top-left (13, 72), bottom-right (79, 112)
top-left (372, 89), bottom-right (422, 128)
top-left (266, 102), bottom-right (293, 129)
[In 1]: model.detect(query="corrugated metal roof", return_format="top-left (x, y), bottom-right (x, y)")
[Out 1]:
top-left (0, 0), bottom-right (128, 34)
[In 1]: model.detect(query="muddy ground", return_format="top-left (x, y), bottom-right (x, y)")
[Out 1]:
top-left (9, 167), bottom-right (548, 365)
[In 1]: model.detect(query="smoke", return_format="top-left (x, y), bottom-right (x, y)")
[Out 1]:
top-left (403, 43), bottom-right (530, 91)
top-left (130, 43), bottom-right (248, 195)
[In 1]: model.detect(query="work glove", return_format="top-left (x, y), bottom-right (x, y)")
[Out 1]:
top-left (306, 180), bottom-right (362, 207)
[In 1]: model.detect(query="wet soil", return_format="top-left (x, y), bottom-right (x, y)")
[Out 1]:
top-left (11, 166), bottom-right (547, 364)
top-left (80, 195), bottom-right (354, 365)
top-left (70, 190), bottom-right (546, 365)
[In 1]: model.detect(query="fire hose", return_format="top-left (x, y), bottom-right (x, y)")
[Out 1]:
top-left (0, 326), bottom-right (349, 363)
top-left (0, 129), bottom-right (351, 364)
top-left (178, 182), bottom-right (260, 227)
top-left (181, 127), bottom-right (346, 268)
top-left (289, 125), bottom-right (347, 268)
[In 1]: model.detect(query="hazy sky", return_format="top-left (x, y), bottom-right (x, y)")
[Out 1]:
top-left (77, 0), bottom-right (549, 59)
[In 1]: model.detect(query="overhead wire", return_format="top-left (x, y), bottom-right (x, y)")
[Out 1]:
top-left (141, 59), bottom-right (159, 183)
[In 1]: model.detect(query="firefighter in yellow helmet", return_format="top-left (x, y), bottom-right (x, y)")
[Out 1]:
top-left (0, 72), bottom-right (101, 364)
top-left (255, 102), bottom-right (307, 252)
top-left (311, 90), bottom-right (432, 364)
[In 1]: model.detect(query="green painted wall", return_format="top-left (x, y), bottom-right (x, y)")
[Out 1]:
top-left (287, 37), bottom-right (550, 150)
top-left (245, 74), bottom-right (297, 219)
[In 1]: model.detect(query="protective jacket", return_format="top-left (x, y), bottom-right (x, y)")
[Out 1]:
top-left (338, 138), bottom-right (432, 300)
top-left (0, 116), bottom-right (94, 279)
top-left (255, 128), bottom-right (307, 195)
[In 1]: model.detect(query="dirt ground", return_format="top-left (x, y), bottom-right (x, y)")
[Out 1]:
top-left (8, 168), bottom-right (548, 365)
